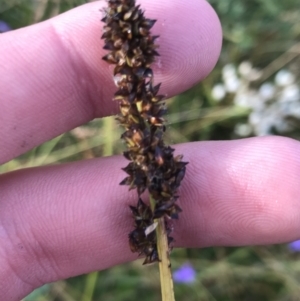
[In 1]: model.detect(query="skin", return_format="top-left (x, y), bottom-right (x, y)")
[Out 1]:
top-left (1, 0), bottom-right (300, 300)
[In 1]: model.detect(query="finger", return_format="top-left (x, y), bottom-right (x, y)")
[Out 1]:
top-left (0, 0), bottom-right (222, 163)
top-left (1, 136), bottom-right (300, 299)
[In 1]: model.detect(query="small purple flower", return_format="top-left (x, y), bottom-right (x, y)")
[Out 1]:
top-left (0, 20), bottom-right (12, 33)
top-left (288, 239), bottom-right (300, 252)
top-left (173, 263), bottom-right (196, 284)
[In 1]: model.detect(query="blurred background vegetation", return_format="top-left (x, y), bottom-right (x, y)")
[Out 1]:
top-left (1, 0), bottom-right (300, 300)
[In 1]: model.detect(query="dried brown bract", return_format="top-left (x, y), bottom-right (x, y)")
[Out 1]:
top-left (101, 0), bottom-right (187, 265)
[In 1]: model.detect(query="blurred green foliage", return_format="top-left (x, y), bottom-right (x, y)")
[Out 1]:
top-left (1, 0), bottom-right (300, 300)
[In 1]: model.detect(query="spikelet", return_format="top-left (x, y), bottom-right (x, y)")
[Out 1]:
top-left (101, 0), bottom-right (187, 265)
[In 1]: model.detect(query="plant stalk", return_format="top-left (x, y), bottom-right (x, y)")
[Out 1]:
top-left (150, 195), bottom-right (175, 301)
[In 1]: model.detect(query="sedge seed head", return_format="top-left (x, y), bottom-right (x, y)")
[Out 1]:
top-left (102, 0), bottom-right (187, 264)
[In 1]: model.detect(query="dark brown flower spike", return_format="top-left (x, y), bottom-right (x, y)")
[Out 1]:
top-left (101, 0), bottom-right (187, 265)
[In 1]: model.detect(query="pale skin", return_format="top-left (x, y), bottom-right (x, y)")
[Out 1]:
top-left (1, 0), bottom-right (300, 300)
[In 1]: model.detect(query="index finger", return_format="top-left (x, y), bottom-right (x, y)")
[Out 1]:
top-left (0, 0), bottom-right (222, 164)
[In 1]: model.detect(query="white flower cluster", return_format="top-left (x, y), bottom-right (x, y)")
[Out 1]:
top-left (211, 62), bottom-right (300, 136)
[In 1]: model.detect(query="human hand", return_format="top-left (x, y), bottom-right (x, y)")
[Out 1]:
top-left (1, 1), bottom-right (300, 300)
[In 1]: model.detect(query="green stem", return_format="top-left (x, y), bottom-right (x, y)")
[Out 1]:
top-left (150, 195), bottom-right (175, 301)
top-left (81, 271), bottom-right (98, 301)
top-left (102, 116), bottom-right (115, 157)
